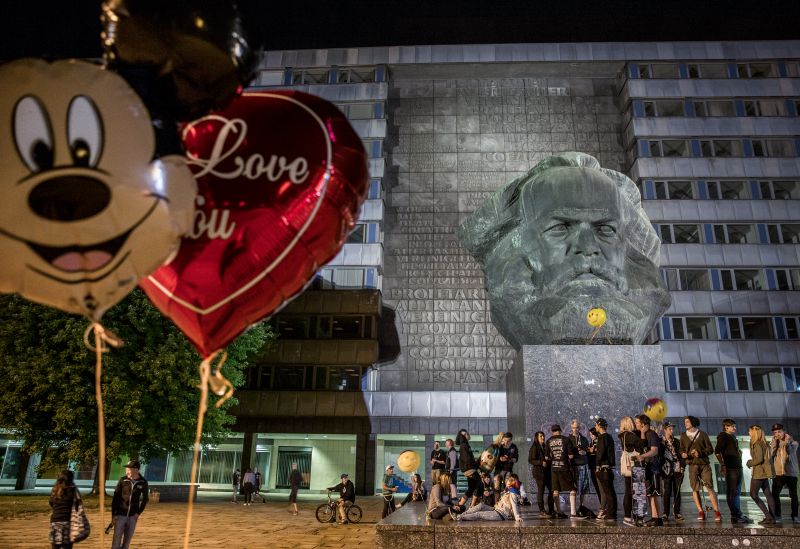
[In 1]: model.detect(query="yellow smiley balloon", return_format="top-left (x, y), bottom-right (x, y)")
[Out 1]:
top-left (396, 450), bottom-right (421, 473)
top-left (587, 308), bottom-right (607, 328)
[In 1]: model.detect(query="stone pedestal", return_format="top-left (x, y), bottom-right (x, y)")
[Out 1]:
top-left (507, 345), bottom-right (664, 493)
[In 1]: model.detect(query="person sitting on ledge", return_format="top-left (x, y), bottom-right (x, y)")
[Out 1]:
top-left (455, 474), bottom-right (524, 522)
top-left (427, 472), bottom-right (459, 520)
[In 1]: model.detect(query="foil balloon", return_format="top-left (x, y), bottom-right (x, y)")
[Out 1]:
top-left (587, 307), bottom-right (607, 328)
top-left (101, 0), bottom-right (259, 122)
top-left (140, 91), bottom-right (369, 356)
top-left (397, 451), bottom-right (421, 474)
top-left (643, 397), bottom-right (668, 423)
top-left (0, 59), bottom-right (196, 320)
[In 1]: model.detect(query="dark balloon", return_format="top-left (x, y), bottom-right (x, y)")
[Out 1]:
top-left (101, 0), bottom-right (260, 122)
top-left (140, 91), bottom-right (369, 356)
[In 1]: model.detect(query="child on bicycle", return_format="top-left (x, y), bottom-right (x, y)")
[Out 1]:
top-left (326, 473), bottom-right (356, 524)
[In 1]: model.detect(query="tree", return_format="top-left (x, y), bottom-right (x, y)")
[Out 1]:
top-left (0, 290), bottom-right (274, 488)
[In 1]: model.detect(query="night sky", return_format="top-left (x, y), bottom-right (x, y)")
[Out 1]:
top-left (2, 0), bottom-right (798, 61)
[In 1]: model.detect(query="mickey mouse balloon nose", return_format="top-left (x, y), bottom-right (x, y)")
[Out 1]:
top-left (101, 0), bottom-right (259, 122)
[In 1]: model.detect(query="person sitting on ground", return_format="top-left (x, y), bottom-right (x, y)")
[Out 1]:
top-left (399, 473), bottom-right (426, 506)
top-left (427, 472), bottom-right (458, 520)
top-left (326, 473), bottom-right (356, 524)
top-left (456, 473), bottom-right (524, 522)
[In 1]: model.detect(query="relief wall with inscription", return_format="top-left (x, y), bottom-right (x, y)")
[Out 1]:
top-left (380, 68), bottom-right (626, 392)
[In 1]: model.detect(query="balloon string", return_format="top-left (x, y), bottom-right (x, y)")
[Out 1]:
top-left (183, 351), bottom-right (215, 549)
top-left (586, 326), bottom-right (601, 345)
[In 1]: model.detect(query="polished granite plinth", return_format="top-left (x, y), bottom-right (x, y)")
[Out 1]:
top-left (377, 503), bottom-right (800, 549)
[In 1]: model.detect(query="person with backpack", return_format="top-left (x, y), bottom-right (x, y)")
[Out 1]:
top-left (680, 415), bottom-right (722, 522)
top-left (661, 421), bottom-right (685, 523)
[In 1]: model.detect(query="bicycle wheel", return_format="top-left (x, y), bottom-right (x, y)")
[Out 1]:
top-left (316, 503), bottom-right (335, 523)
top-left (346, 504), bottom-right (363, 523)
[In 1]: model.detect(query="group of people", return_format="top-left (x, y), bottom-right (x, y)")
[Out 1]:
top-left (49, 459), bottom-right (148, 549)
top-left (231, 466), bottom-right (266, 506)
top-left (415, 418), bottom-right (798, 528)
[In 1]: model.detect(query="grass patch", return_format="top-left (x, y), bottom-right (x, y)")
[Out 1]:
top-left (0, 493), bottom-right (111, 519)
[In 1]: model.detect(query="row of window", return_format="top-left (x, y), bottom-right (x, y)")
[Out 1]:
top-left (655, 223), bottom-right (799, 244)
top-left (244, 364), bottom-right (367, 391)
top-left (661, 267), bottom-right (800, 291)
top-left (629, 61), bottom-right (800, 80)
top-left (666, 365), bottom-right (800, 393)
top-left (639, 179), bottom-right (799, 200)
top-left (257, 66), bottom-right (386, 87)
top-left (272, 315), bottom-right (377, 340)
top-left (634, 98), bottom-right (799, 118)
top-left (660, 316), bottom-right (799, 341)
top-left (639, 138), bottom-right (799, 159)
top-left (312, 268), bottom-right (380, 290)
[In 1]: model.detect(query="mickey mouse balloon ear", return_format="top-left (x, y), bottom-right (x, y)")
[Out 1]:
top-left (101, 0), bottom-right (260, 123)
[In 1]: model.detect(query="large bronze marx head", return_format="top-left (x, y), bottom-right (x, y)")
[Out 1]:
top-left (457, 152), bottom-right (670, 348)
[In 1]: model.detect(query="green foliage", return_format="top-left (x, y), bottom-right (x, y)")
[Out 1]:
top-left (0, 290), bottom-right (274, 472)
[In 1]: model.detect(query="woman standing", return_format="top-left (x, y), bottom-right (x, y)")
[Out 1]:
top-left (49, 470), bottom-right (78, 549)
top-left (242, 468), bottom-right (255, 506)
top-left (455, 428), bottom-right (480, 511)
top-left (618, 416), bottom-right (640, 525)
top-left (747, 425), bottom-right (777, 525)
top-left (528, 431), bottom-right (553, 517)
top-left (288, 462), bottom-right (303, 515)
top-left (661, 421), bottom-right (685, 522)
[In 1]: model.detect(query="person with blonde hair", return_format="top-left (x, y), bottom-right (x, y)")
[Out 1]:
top-left (747, 425), bottom-right (777, 525)
top-left (427, 472), bottom-right (456, 520)
top-left (618, 416), bottom-right (640, 524)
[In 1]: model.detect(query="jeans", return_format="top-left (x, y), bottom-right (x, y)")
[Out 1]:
top-left (458, 502), bottom-right (505, 521)
top-left (750, 477), bottom-right (776, 519)
top-left (429, 505), bottom-right (451, 519)
top-left (382, 495), bottom-right (396, 518)
top-left (724, 467), bottom-right (743, 518)
top-left (662, 472), bottom-right (684, 517)
top-left (532, 466), bottom-right (553, 513)
top-left (596, 468), bottom-right (617, 518)
top-left (111, 514), bottom-right (139, 549)
top-left (772, 475), bottom-right (798, 519)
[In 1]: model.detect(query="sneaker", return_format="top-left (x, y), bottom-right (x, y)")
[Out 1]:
top-left (714, 511), bottom-right (722, 522)
top-left (645, 518), bottom-right (664, 527)
top-left (698, 511), bottom-right (706, 521)
top-left (570, 514), bottom-right (588, 520)
top-left (396, 503), bottom-right (403, 508)
top-left (538, 511), bottom-right (551, 518)
top-left (623, 517), bottom-right (635, 526)
top-left (675, 514), bottom-right (684, 522)
top-left (739, 515), bottom-right (753, 524)
top-left (448, 508), bottom-right (457, 521)
top-left (758, 517), bottom-right (775, 525)
top-left (555, 512), bottom-right (568, 519)
top-left (773, 517), bottom-right (782, 523)
top-left (595, 511), bottom-right (606, 520)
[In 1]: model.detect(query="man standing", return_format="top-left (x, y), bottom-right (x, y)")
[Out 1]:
top-left (680, 416), bottom-right (721, 521)
top-left (661, 421), bottom-right (685, 522)
top-left (231, 468), bottom-right (241, 503)
top-left (445, 438), bottom-right (458, 499)
top-left (430, 441), bottom-right (446, 485)
top-left (633, 415), bottom-right (664, 526)
top-left (770, 424), bottom-right (799, 524)
top-left (326, 473), bottom-right (356, 524)
top-left (289, 462), bottom-right (303, 515)
top-left (715, 419), bottom-right (751, 523)
top-left (568, 420), bottom-right (591, 517)
top-left (382, 464), bottom-right (399, 518)
top-left (496, 432), bottom-right (519, 487)
top-left (593, 418), bottom-right (617, 521)
top-left (546, 424), bottom-right (577, 518)
top-left (111, 459), bottom-right (149, 549)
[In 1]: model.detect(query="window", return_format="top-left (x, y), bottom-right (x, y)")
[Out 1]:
top-left (694, 100), bottom-right (736, 117)
top-left (292, 69), bottom-right (329, 85)
top-left (741, 317), bottom-right (774, 339)
top-left (643, 100), bottom-right (685, 117)
top-left (647, 140), bottom-right (689, 157)
top-left (687, 63), bottom-right (728, 78)
top-left (257, 70), bottom-right (284, 86)
top-left (668, 317), bottom-right (717, 340)
top-left (760, 180), bottom-right (799, 199)
top-left (744, 100), bottom-right (787, 117)
top-left (750, 368), bottom-right (784, 391)
top-left (659, 224), bottom-right (702, 244)
top-left (332, 316), bottom-right (371, 338)
top-left (692, 367), bottom-right (724, 391)
top-left (737, 63), bottom-right (775, 78)
top-left (735, 367), bottom-right (750, 390)
top-left (679, 269), bottom-right (711, 290)
top-left (720, 181), bottom-right (748, 199)
top-left (788, 62), bottom-right (800, 77)
top-left (337, 66), bottom-right (376, 83)
top-left (347, 224), bottom-right (366, 243)
top-left (766, 224), bottom-right (800, 243)
top-left (753, 139), bottom-right (796, 157)
top-left (700, 139), bottom-right (742, 157)
top-left (368, 179), bottom-right (382, 199)
top-left (325, 367), bottom-right (364, 391)
top-left (713, 224), bottom-right (757, 244)
top-left (276, 317), bottom-right (310, 338)
top-left (337, 103), bottom-right (376, 120)
top-left (785, 317), bottom-right (800, 339)
top-left (315, 267), bottom-right (377, 289)
top-left (654, 180), bottom-right (695, 199)
top-left (774, 269), bottom-right (800, 290)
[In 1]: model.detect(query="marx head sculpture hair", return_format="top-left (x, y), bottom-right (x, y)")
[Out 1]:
top-left (458, 152), bottom-right (670, 348)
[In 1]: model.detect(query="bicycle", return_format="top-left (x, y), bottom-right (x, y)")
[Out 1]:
top-left (315, 490), bottom-right (362, 523)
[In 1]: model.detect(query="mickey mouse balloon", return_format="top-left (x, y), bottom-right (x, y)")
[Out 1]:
top-left (0, 59), bottom-right (196, 320)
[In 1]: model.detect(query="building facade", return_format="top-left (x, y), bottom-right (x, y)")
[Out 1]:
top-left (4, 40), bottom-right (798, 496)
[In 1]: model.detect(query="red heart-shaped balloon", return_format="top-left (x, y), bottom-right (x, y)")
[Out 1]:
top-left (140, 91), bottom-right (368, 356)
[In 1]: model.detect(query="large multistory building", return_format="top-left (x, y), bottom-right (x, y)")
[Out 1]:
top-left (2, 40), bottom-right (798, 497)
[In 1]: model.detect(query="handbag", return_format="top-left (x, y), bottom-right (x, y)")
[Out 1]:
top-left (620, 433), bottom-right (638, 478)
top-left (69, 489), bottom-right (91, 543)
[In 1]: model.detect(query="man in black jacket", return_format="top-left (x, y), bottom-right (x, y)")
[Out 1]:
top-left (111, 459), bottom-right (149, 549)
top-left (593, 418), bottom-right (617, 521)
top-left (715, 419), bottom-right (751, 524)
top-left (327, 473), bottom-right (356, 523)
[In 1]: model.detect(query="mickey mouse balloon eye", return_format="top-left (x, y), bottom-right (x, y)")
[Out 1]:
top-left (0, 59), bottom-right (196, 320)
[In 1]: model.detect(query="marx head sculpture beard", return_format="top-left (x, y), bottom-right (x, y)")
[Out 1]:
top-left (458, 152), bottom-right (670, 348)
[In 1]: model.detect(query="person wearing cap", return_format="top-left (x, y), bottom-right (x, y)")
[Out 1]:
top-left (593, 418), bottom-right (617, 521)
top-left (381, 464), bottom-right (399, 518)
top-left (111, 459), bottom-right (149, 549)
top-left (714, 419), bottom-right (750, 523)
top-left (661, 421), bottom-right (685, 522)
top-left (326, 473), bottom-right (356, 523)
top-left (770, 423), bottom-right (799, 524)
top-left (545, 424), bottom-right (577, 518)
